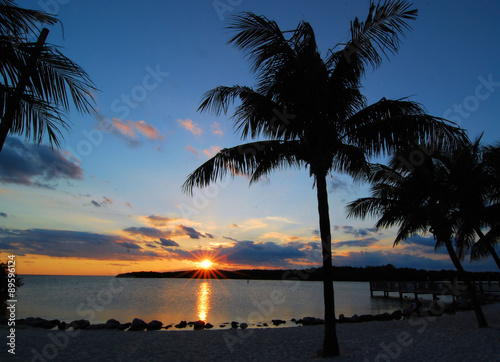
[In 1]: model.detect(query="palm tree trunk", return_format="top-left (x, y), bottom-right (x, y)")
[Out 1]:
top-left (316, 174), bottom-right (340, 357)
top-left (0, 28), bottom-right (49, 152)
top-left (475, 228), bottom-right (500, 270)
top-left (443, 239), bottom-right (488, 328)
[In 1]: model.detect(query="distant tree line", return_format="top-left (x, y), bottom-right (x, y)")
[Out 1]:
top-left (116, 264), bottom-right (500, 282)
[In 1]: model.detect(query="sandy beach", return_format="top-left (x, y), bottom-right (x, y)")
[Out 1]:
top-left (1, 303), bottom-right (499, 361)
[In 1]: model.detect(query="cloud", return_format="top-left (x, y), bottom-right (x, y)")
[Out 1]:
top-left (107, 118), bottom-right (164, 146)
top-left (231, 224), bottom-right (239, 228)
top-left (178, 225), bottom-right (204, 239)
top-left (203, 146), bottom-right (222, 158)
top-left (334, 225), bottom-right (379, 238)
top-left (124, 224), bottom-right (208, 240)
top-left (143, 215), bottom-right (180, 227)
top-left (0, 137), bottom-right (83, 188)
top-left (223, 236), bottom-right (237, 242)
top-left (178, 119), bottom-right (203, 136)
top-left (205, 233), bottom-right (214, 239)
top-left (328, 176), bottom-right (349, 192)
top-left (167, 239), bottom-right (307, 268)
top-left (210, 122), bottom-right (223, 136)
top-left (185, 145), bottom-right (198, 155)
top-left (90, 196), bottom-right (113, 208)
top-left (334, 237), bottom-right (379, 248)
top-left (158, 238), bottom-right (180, 247)
top-left (0, 228), bottom-right (160, 260)
top-left (0, 212), bottom-right (7, 218)
top-left (126, 202), bottom-right (133, 208)
top-left (123, 226), bottom-right (171, 238)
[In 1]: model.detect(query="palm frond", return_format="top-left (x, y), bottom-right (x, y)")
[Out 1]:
top-left (182, 140), bottom-right (301, 194)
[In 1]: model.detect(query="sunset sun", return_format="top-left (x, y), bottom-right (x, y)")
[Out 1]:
top-left (199, 259), bottom-right (212, 269)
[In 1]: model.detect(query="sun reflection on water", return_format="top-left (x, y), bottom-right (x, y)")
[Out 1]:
top-left (197, 281), bottom-right (211, 321)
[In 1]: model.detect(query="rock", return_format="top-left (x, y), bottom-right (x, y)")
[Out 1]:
top-left (87, 323), bottom-right (107, 330)
top-left (359, 314), bottom-right (374, 322)
top-left (117, 323), bottom-right (131, 331)
top-left (58, 321), bottom-right (68, 330)
top-left (350, 314), bottom-right (361, 323)
top-left (262, 323), bottom-right (268, 327)
top-left (205, 323), bottom-right (214, 329)
top-left (42, 320), bottom-right (60, 329)
top-left (147, 320), bottom-right (163, 331)
top-left (128, 318), bottom-right (148, 331)
top-left (69, 319), bottom-right (90, 330)
top-left (338, 314), bottom-right (346, 323)
top-left (105, 319), bottom-right (121, 329)
top-left (374, 313), bottom-right (392, 321)
top-left (175, 321), bottom-right (188, 329)
top-left (444, 305), bottom-right (456, 315)
top-left (231, 321), bottom-right (239, 329)
top-left (301, 317), bottom-right (324, 326)
top-left (271, 319), bottom-right (286, 326)
top-left (402, 308), bottom-right (412, 319)
top-left (22, 317), bottom-right (46, 328)
top-left (219, 325), bottom-right (226, 328)
top-left (391, 310), bottom-right (403, 320)
top-left (291, 318), bottom-right (296, 322)
top-left (193, 320), bottom-right (205, 330)
top-left (240, 322), bottom-right (248, 329)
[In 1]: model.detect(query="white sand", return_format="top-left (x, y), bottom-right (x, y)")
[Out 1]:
top-left (2, 303), bottom-right (499, 361)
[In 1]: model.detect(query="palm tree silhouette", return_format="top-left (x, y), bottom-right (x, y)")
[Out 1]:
top-left (450, 138), bottom-right (500, 270)
top-left (0, 0), bottom-right (96, 151)
top-left (347, 148), bottom-right (489, 328)
top-left (183, 2), bottom-right (466, 356)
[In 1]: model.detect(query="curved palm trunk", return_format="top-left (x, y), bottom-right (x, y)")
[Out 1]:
top-left (443, 239), bottom-right (488, 328)
top-left (316, 175), bottom-right (340, 357)
top-left (474, 228), bottom-right (500, 271)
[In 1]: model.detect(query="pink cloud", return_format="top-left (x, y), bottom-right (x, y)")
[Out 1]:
top-left (111, 118), bottom-right (164, 141)
top-left (178, 119), bottom-right (203, 136)
top-left (185, 145), bottom-right (198, 155)
top-left (203, 145), bottom-right (222, 158)
top-left (210, 122), bottom-right (223, 136)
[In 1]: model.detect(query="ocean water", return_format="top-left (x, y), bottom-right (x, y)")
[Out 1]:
top-left (14, 276), bottom-right (433, 327)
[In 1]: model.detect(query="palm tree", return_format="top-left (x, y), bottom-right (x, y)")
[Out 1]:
top-left (346, 149), bottom-right (489, 328)
top-left (0, 0), bottom-right (96, 151)
top-left (452, 140), bottom-right (500, 270)
top-left (183, 3), bottom-right (466, 357)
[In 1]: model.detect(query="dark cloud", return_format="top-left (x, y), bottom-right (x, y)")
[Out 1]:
top-left (334, 225), bottom-right (379, 238)
top-left (0, 228), bottom-right (160, 260)
top-left (167, 239), bottom-right (307, 268)
top-left (312, 229), bottom-right (319, 236)
top-left (178, 225), bottom-right (204, 239)
top-left (90, 197), bottom-right (113, 208)
top-left (334, 238), bottom-right (379, 248)
top-left (205, 233), bottom-right (214, 239)
top-left (0, 137), bottom-right (83, 188)
top-left (0, 212), bottom-right (7, 218)
top-left (117, 242), bottom-right (142, 250)
top-left (223, 236), bottom-right (237, 242)
top-left (158, 238), bottom-right (180, 247)
top-left (403, 234), bottom-right (437, 248)
top-left (123, 226), bottom-right (171, 238)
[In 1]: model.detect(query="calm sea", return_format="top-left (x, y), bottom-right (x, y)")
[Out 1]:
top-left (14, 276), bottom-right (438, 327)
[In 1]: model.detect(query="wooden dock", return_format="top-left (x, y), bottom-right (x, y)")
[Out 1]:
top-left (369, 280), bottom-right (500, 300)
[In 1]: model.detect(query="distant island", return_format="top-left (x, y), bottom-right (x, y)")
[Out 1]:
top-left (116, 265), bottom-right (500, 282)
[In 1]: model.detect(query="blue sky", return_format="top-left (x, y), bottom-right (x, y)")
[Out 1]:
top-left (1, 0), bottom-right (500, 275)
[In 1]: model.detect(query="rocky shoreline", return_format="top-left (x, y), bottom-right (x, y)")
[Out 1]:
top-left (4, 296), bottom-right (498, 333)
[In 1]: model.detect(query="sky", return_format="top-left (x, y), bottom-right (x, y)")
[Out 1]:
top-left (1, 0), bottom-right (500, 275)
